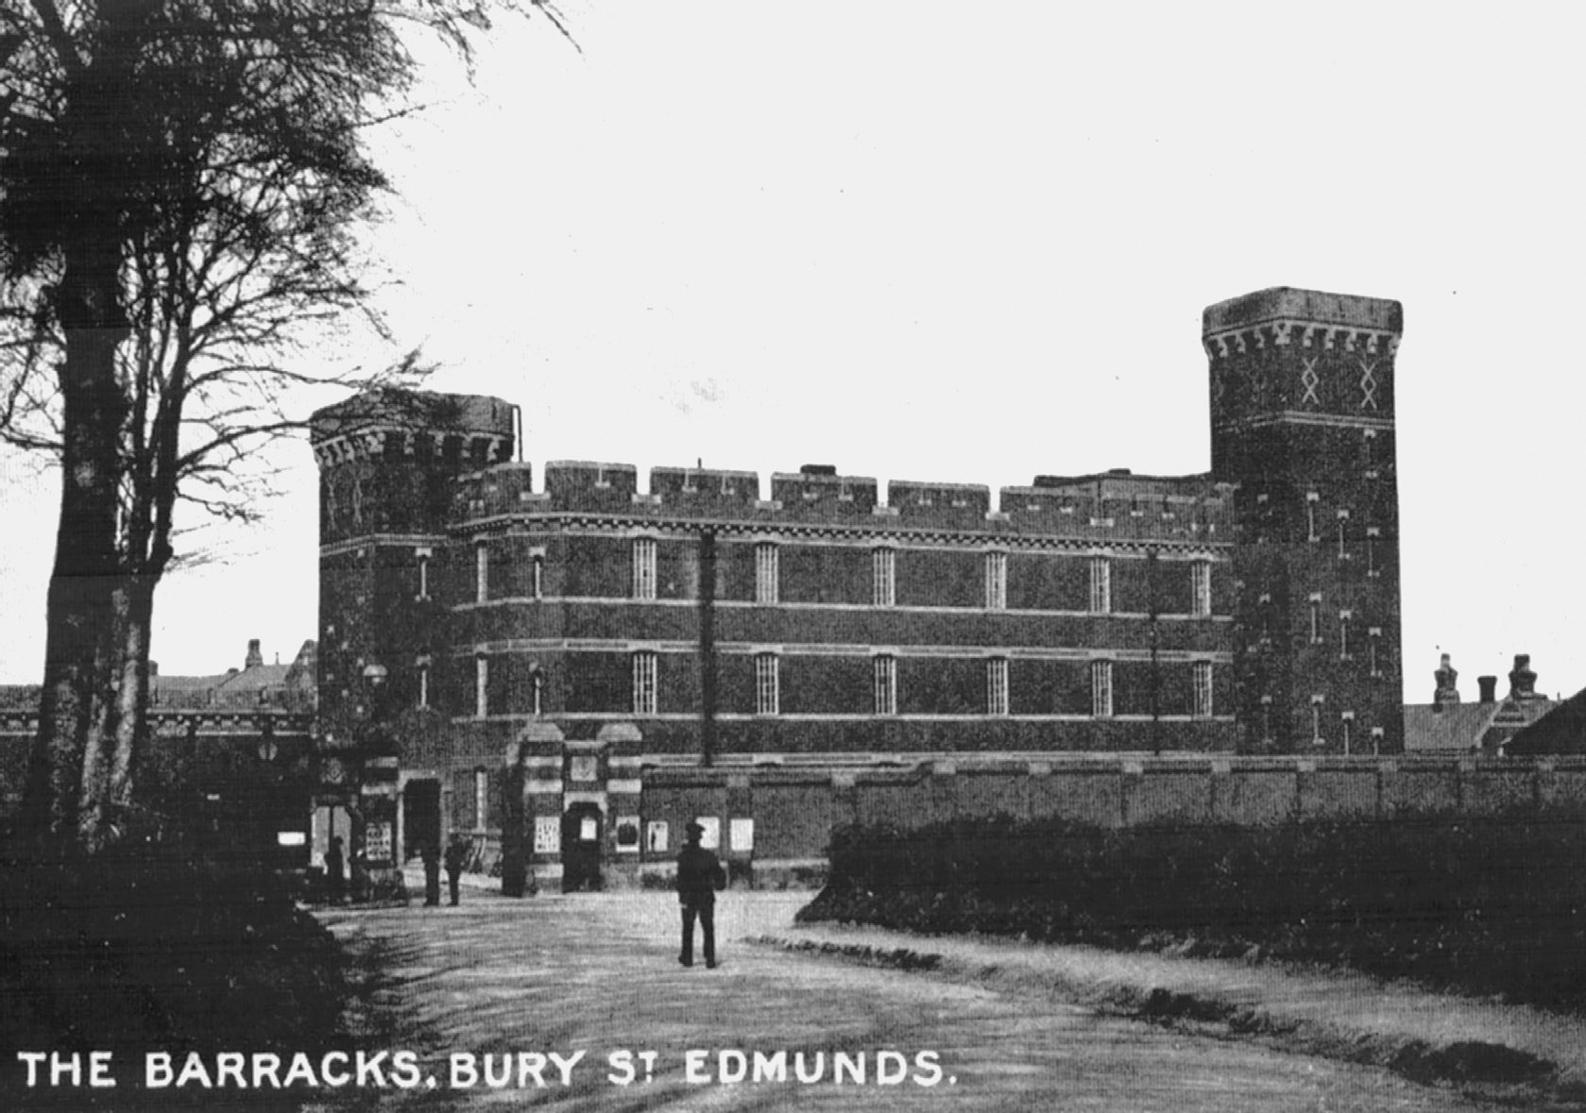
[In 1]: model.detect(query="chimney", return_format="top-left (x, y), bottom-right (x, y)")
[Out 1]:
top-left (1509, 654), bottom-right (1539, 700)
top-left (148, 661), bottom-right (159, 677)
top-left (245, 638), bottom-right (263, 670)
top-left (1477, 676), bottom-right (1497, 704)
top-left (1432, 653), bottom-right (1460, 710)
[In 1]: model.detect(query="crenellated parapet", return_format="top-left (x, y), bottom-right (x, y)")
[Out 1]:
top-left (310, 389), bottom-right (516, 469)
top-left (447, 456), bottom-right (1234, 549)
top-left (1203, 287), bottom-right (1403, 426)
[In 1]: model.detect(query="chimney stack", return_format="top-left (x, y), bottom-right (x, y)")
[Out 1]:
top-left (1477, 676), bottom-right (1497, 704)
top-left (1432, 653), bottom-right (1460, 711)
top-left (1509, 654), bottom-right (1540, 700)
top-left (245, 638), bottom-right (264, 670)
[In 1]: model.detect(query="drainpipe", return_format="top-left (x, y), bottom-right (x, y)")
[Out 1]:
top-left (699, 528), bottom-right (717, 768)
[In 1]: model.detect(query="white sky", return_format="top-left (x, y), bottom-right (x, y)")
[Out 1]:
top-left (2, 1), bottom-right (1584, 703)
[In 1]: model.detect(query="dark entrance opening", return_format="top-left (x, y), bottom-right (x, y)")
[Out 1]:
top-left (561, 802), bottom-right (604, 892)
top-left (403, 779), bottom-right (441, 862)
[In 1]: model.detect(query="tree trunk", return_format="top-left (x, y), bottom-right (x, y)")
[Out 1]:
top-left (23, 235), bottom-right (129, 853)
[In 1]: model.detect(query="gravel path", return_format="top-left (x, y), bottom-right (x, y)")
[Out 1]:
top-left (310, 886), bottom-right (1528, 1112)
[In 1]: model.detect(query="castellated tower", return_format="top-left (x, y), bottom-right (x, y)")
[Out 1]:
top-left (1205, 288), bottom-right (1404, 754)
top-left (310, 390), bottom-right (517, 746)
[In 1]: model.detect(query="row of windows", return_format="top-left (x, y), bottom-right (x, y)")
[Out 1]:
top-left (465, 539), bottom-right (1216, 615)
top-left (455, 653), bottom-right (1217, 720)
top-left (1254, 698), bottom-right (1385, 755)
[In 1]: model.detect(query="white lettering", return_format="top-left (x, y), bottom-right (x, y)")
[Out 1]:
top-left (320, 1052), bottom-right (350, 1087)
top-left (684, 1050), bottom-right (710, 1084)
top-left (717, 1050), bottom-right (747, 1084)
top-left (450, 1053), bottom-right (478, 1089)
top-left (390, 1051), bottom-right (422, 1089)
top-left (548, 1050), bottom-right (585, 1085)
top-left (914, 1051), bottom-right (944, 1086)
top-left (752, 1050), bottom-right (787, 1083)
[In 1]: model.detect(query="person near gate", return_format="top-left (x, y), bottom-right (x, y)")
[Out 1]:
top-left (443, 833), bottom-right (468, 906)
top-left (676, 821), bottom-right (727, 968)
top-left (325, 835), bottom-right (346, 904)
top-left (421, 839), bottom-right (441, 907)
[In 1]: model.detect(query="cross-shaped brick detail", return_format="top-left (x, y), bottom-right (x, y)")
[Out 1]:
top-left (1299, 357), bottom-right (1320, 406)
top-left (1358, 357), bottom-right (1379, 410)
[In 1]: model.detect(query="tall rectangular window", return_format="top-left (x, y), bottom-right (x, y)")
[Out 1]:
top-left (1369, 628), bottom-right (1383, 677)
top-left (1306, 492), bottom-right (1320, 542)
top-left (417, 658), bottom-right (430, 710)
top-left (475, 543), bottom-right (489, 604)
top-left (1341, 713), bottom-right (1355, 756)
top-left (416, 549), bottom-right (431, 600)
top-left (1193, 661), bottom-right (1213, 718)
top-left (1336, 510), bottom-right (1350, 560)
top-left (872, 548), bottom-right (895, 607)
top-left (1191, 561), bottom-right (1212, 617)
top-left (1088, 557), bottom-right (1111, 614)
top-left (474, 769), bottom-right (489, 830)
top-left (1309, 594), bottom-right (1323, 644)
top-left (475, 655), bottom-right (488, 718)
top-left (1311, 697), bottom-right (1324, 745)
top-left (1339, 611), bottom-right (1353, 660)
top-left (1370, 726), bottom-right (1384, 756)
top-left (755, 542), bottom-right (779, 605)
top-left (1090, 660), bottom-right (1113, 718)
top-left (984, 551), bottom-right (1007, 610)
top-left (531, 670), bottom-right (543, 716)
top-left (632, 651), bottom-right (658, 715)
top-left (873, 655), bottom-right (896, 715)
top-left (531, 554), bottom-right (544, 600)
top-left (754, 653), bottom-right (779, 715)
top-left (632, 538), bottom-right (657, 600)
top-left (1365, 527), bottom-right (1380, 577)
top-left (986, 657), bottom-right (1009, 716)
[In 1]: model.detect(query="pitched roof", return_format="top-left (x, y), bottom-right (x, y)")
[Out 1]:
top-left (1508, 687), bottom-right (1586, 754)
top-left (1402, 697), bottom-right (1559, 753)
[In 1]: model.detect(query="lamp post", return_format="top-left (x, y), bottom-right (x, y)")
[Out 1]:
top-left (356, 661), bottom-right (404, 900)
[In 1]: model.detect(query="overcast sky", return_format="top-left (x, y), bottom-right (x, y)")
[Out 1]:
top-left (2, 1), bottom-right (1584, 703)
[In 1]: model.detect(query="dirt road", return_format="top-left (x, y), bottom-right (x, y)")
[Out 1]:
top-left (308, 887), bottom-right (1521, 1113)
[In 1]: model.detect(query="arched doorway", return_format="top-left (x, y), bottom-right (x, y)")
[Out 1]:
top-left (560, 802), bottom-right (604, 892)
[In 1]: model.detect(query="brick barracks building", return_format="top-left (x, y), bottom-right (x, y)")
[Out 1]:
top-left (309, 287), bottom-right (1405, 889)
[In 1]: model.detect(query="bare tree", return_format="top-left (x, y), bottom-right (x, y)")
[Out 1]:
top-left (0, 0), bottom-right (572, 852)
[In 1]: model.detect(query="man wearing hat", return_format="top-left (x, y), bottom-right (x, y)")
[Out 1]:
top-left (676, 820), bottom-right (727, 968)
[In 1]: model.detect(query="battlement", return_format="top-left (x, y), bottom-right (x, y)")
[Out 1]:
top-left (1202, 286), bottom-right (1402, 360)
top-left (311, 389), bottom-right (515, 468)
top-left (447, 457), bottom-right (1232, 545)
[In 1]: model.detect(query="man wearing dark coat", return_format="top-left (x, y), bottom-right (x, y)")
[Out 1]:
top-left (325, 835), bottom-right (346, 904)
top-left (443, 834), bottom-right (468, 907)
top-left (421, 840), bottom-right (441, 907)
top-left (676, 821), bottom-right (726, 968)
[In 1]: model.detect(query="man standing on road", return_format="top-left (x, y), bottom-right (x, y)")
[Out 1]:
top-left (422, 840), bottom-right (441, 907)
top-left (444, 834), bottom-right (468, 907)
top-left (676, 821), bottom-right (726, 968)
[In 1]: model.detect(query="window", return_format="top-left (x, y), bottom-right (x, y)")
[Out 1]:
top-left (475, 542), bottom-right (489, 604)
top-left (1341, 712), bottom-right (1355, 756)
top-left (872, 548), bottom-right (895, 607)
top-left (1309, 594), bottom-right (1323, 644)
top-left (475, 656), bottom-right (488, 718)
top-left (986, 658), bottom-right (1009, 716)
top-left (473, 769), bottom-right (489, 830)
top-left (1191, 560), bottom-right (1212, 617)
top-left (632, 538), bottom-right (657, 600)
top-left (1260, 694), bottom-right (1273, 743)
top-left (1311, 696), bottom-right (1324, 745)
top-left (1370, 726), bottom-right (1384, 756)
top-left (1259, 591), bottom-right (1273, 644)
top-left (1193, 661), bottom-right (1213, 718)
top-left (417, 657), bottom-right (431, 710)
top-left (1336, 509), bottom-right (1350, 560)
top-left (416, 548), bottom-right (431, 600)
top-left (632, 651), bottom-right (657, 715)
top-left (873, 655), bottom-right (896, 715)
top-left (1339, 610), bottom-right (1353, 660)
top-left (1306, 492), bottom-right (1319, 542)
top-left (1365, 527), bottom-right (1380, 577)
top-left (1368, 628), bottom-right (1383, 678)
top-left (531, 554), bottom-right (544, 600)
top-left (1089, 557), bottom-right (1111, 614)
top-left (754, 653), bottom-right (779, 715)
top-left (755, 542), bottom-right (779, 605)
top-left (531, 669), bottom-right (544, 716)
top-left (1090, 660), bottom-right (1113, 718)
top-left (984, 551), bottom-right (1007, 610)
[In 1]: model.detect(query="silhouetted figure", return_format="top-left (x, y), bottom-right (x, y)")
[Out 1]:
top-left (443, 834), bottom-right (468, 907)
top-left (422, 841), bottom-right (441, 907)
top-left (676, 822), bottom-right (727, 968)
top-left (325, 836), bottom-right (346, 904)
